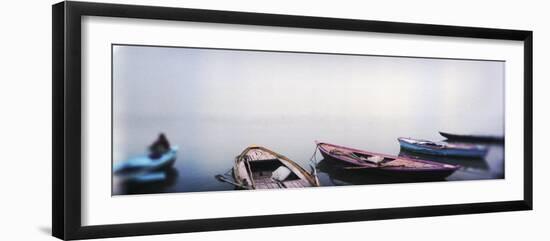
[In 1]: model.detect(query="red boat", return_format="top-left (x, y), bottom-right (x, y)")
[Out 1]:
top-left (316, 141), bottom-right (460, 180)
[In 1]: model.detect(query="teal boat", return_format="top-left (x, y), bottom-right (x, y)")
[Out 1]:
top-left (113, 146), bottom-right (178, 181)
top-left (128, 171), bottom-right (172, 183)
top-left (398, 137), bottom-right (487, 158)
top-left (439, 131), bottom-right (504, 143)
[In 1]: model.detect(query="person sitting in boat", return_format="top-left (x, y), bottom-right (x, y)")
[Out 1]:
top-left (149, 133), bottom-right (171, 159)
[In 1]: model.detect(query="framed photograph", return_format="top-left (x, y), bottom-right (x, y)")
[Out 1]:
top-left (52, 1), bottom-right (532, 240)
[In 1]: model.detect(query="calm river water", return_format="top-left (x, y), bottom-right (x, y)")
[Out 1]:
top-left (112, 118), bottom-right (504, 195)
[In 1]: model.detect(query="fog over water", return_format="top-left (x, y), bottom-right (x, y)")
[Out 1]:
top-left (112, 45), bottom-right (504, 195)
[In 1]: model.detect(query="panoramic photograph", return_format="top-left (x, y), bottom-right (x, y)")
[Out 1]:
top-left (111, 44), bottom-right (505, 195)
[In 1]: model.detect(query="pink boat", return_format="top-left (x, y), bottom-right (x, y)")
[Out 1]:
top-left (316, 141), bottom-right (460, 180)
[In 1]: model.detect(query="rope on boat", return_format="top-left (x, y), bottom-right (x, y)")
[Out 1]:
top-left (214, 165), bottom-right (256, 189)
top-left (223, 167), bottom-right (233, 177)
top-left (215, 174), bottom-right (251, 189)
top-left (308, 145), bottom-right (322, 186)
top-left (309, 144), bottom-right (320, 165)
top-left (215, 167), bottom-right (249, 189)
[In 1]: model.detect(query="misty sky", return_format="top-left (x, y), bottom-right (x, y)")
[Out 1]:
top-left (112, 45), bottom-right (504, 139)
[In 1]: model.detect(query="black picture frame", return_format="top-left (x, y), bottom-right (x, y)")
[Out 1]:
top-left (52, 1), bottom-right (533, 240)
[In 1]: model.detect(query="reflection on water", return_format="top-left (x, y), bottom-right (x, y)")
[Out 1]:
top-left (114, 167), bottom-right (179, 195)
top-left (112, 45), bottom-right (505, 195)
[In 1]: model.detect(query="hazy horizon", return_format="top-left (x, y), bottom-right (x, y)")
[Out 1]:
top-left (113, 44), bottom-right (504, 132)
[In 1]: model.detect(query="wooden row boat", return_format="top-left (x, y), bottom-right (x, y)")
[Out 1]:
top-left (316, 141), bottom-right (459, 180)
top-left (398, 149), bottom-right (490, 171)
top-left (398, 137), bottom-right (487, 158)
top-left (113, 146), bottom-right (178, 182)
top-left (439, 131), bottom-right (504, 143)
top-left (233, 145), bottom-right (320, 189)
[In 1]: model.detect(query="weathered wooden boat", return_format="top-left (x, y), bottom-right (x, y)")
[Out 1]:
top-left (316, 141), bottom-right (459, 180)
top-left (316, 159), bottom-right (446, 185)
top-left (439, 131), bottom-right (504, 143)
top-left (232, 145), bottom-right (320, 189)
top-left (398, 149), bottom-right (489, 171)
top-left (113, 146), bottom-right (178, 181)
top-left (398, 137), bottom-right (487, 158)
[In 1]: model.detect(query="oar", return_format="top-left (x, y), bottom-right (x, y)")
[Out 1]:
top-left (215, 174), bottom-right (251, 189)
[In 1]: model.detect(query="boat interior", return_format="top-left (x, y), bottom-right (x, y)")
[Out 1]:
top-left (323, 144), bottom-right (441, 169)
top-left (248, 159), bottom-right (300, 182)
top-left (350, 152), bottom-right (440, 168)
top-left (237, 148), bottom-right (315, 189)
top-left (327, 147), bottom-right (392, 165)
top-left (401, 137), bottom-right (445, 148)
top-left (248, 159), bottom-right (312, 189)
top-left (418, 141), bottom-right (445, 148)
top-left (350, 151), bottom-right (393, 164)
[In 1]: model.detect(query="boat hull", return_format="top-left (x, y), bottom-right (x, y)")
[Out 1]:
top-left (118, 167), bottom-right (179, 194)
top-left (316, 142), bottom-right (459, 180)
top-left (114, 147), bottom-right (178, 182)
top-left (233, 146), bottom-right (319, 189)
top-left (398, 149), bottom-right (490, 170)
top-left (439, 131), bottom-right (504, 143)
top-left (319, 150), bottom-right (456, 180)
top-left (398, 139), bottom-right (486, 158)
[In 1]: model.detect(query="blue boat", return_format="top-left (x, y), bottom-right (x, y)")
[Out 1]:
top-left (439, 131), bottom-right (504, 143)
top-left (398, 137), bottom-right (487, 158)
top-left (113, 146), bottom-right (178, 182)
top-left (127, 172), bottom-right (171, 183)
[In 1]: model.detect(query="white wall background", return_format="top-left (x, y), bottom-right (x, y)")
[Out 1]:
top-left (0, 0), bottom-right (547, 240)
